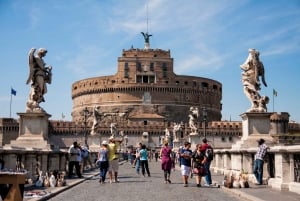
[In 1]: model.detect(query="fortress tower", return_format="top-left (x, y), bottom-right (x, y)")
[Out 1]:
top-left (71, 35), bottom-right (222, 130)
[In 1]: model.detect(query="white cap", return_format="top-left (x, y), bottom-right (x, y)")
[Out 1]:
top-left (102, 140), bottom-right (108, 145)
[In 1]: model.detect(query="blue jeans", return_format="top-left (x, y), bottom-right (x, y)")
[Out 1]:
top-left (204, 161), bottom-right (212, 185)
top-left (253, 159), bottom-right (264, 184)
top-left (99, 161), bottom-right (109, 182)
top-left (135, 159), bottom-right (140, 174)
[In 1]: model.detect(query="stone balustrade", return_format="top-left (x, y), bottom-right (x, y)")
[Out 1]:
top-left (211, 145), bottom-right (300, 194)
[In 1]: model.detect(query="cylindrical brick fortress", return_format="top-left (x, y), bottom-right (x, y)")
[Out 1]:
top-left (71, 48), bottom-right (222, 125)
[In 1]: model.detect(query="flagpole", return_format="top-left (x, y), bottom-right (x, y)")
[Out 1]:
top-left (10, 92), bottom-right (12, 118)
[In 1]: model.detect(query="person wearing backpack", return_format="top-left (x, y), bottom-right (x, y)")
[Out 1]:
top-left (201, 138), bottom-right (213, 186)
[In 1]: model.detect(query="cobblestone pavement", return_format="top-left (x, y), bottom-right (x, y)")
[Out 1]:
top-left (46, 160), bottom-right (242, 201)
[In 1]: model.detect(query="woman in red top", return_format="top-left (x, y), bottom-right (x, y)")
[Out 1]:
top-left (160, 141), bottom-right (173, 184)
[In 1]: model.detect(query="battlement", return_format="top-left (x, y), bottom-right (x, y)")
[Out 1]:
top-left (122, 48), bottom-right (171, 58)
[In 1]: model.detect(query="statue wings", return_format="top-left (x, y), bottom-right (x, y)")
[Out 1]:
top-left (141, 32), bottom-right (152, 42)
top-left (26, 48), bottom-right (36, 85)
top-left (258, 62), bottom-right (267, 87)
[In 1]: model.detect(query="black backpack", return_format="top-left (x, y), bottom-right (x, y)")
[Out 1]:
top-left (205, 146), bottom-right (214, 161)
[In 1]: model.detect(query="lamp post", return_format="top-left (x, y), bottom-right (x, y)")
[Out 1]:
top-left (202, 107), bottom-right (207, 140)
top-left (83, 107), bottom-right (90, 148)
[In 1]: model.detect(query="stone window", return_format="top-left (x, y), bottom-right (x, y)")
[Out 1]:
top-left (124, 63), bottom-right (129, 78)
top-left (124, 71), bottom-right (129, 78)
top-left (137, 75), bottom-right (142, 83)
top-left (201, 82), bottom-right (208, 88)
top-left (149, 76), bottom-right (155, 83)
top-left (150, 63), bottom-right (154, 71)
top-left (162, 63), bottom-right (167, 78)
top-left (136, 62), bottom-right (142, 71)
top-left (124, 62), bottom-right (129, 70)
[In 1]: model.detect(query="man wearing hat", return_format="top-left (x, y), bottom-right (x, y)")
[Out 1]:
top-left (107, 136), bottom-right (123, 183)
top-left (253, 138), bottom-right (269, 185)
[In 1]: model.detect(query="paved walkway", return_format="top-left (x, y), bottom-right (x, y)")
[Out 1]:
top-left (23, 160), bottom-right (300, 201)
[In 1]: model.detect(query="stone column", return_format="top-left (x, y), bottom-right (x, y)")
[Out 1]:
top-left (214, 153), bottom-right (223, 173)
top-left (24, 154), bottom-right (36, 178)
top-left (231, 153), bottom-right (243, 172)
top-left (41, 154), bottom-right (48, 174)
top-left (223, 153), bottom-right (231, 171)
top-left (242, 153), bottom-right (253, 173)
top-left (59, 153), bottom-right (67, 172)
top-left (268, 152), bottom-right (290, 190)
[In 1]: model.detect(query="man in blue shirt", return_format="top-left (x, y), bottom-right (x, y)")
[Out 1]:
top-left (180, 141), bottom-right (192, 187)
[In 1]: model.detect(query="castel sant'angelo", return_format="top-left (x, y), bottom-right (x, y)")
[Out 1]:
top-left (71, 33), bottom-right (222, 127)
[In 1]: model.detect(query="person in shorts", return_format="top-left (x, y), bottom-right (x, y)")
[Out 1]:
top-left (108, 136), bottom-right (123, 183)
top-left (180, 141), bottom-right (192, 187)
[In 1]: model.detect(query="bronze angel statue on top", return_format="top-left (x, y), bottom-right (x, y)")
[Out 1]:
top-left (240, 49), bottom-right (269, 112)
top-left (26, 48), bottom-right (52, 112)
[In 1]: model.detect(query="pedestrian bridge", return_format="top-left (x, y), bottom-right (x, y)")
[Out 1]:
top-left (24, 160), bottom-right (300, 201)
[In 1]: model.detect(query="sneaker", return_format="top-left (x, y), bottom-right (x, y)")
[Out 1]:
top-left (114, 179), bottom-right (120, 183)
top-left (183, 183), bottom-right (188, 187)
top-left (204, 183), bottom-right (210, 187)
top-left (197, 184), bottom-right (201, 187)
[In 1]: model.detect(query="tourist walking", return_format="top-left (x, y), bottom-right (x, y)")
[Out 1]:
top-left (77, 145), bottom-right (84, 174)
top-left (160, 141), bottom-right (173, 183)
top-left (134, 142), bottom-right (142, 175)
top-left (192, 144), bottom-right (207, 187)
top-left (177, 146), bottom-right (183, 167)
top-left (81, 145), bottom-right (92, 171)
top-left (154, 151), bottom-right (159, 162)
top-left (201, 138), bottom-right (214, 186)
top-left (97, 140), bottom-right (109, 183)
top-left (139, 144), bottom-right (151, 177)
top-left (253, 138), bottom-right (269, 185)
top-left (180, 141), bottom-right (192, 187)
top-left (68, 141), bottom-right (82, 178)
top-left (108, 136), bottom-right (123, 183)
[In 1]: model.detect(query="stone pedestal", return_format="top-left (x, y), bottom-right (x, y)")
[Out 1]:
top-left (232, 112), bottom-right (275, 150)
top-left (172, 140), bottom-right (181, 149)
top-left (4, 112), bottom-right (52, 150)
top-left (144, 42), bottom-right (150, 50)
top-left (189, 133), bottom-right (201, 150)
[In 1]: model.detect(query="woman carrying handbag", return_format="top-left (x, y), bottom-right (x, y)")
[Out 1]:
top-left (191, 144), bottom-right (207, 187)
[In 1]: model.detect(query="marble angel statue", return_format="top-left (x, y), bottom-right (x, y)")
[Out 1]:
top-left (26, 48), bottom-right (52, 112)
top-left (189, 107), bottom-right (199, 134)
top-left (241, 49), bottom-right (269, 112)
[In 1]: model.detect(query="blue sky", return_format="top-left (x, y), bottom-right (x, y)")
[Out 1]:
top-left (0, 0), bottom-right (299, 123)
